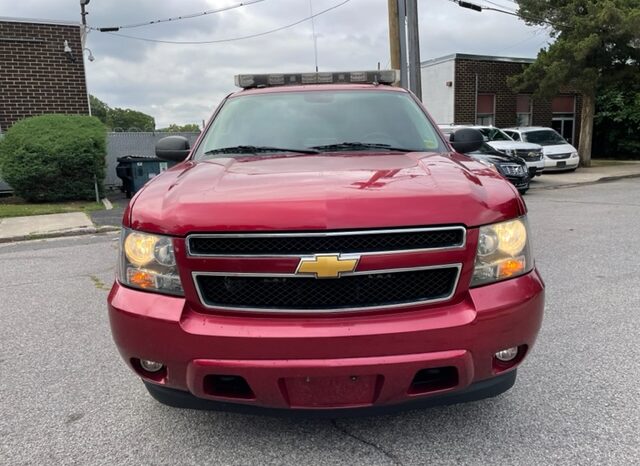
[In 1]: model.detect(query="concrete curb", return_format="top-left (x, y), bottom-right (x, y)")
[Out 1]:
top-left (529, 173), bottom-right (640, 191)
top-left (0, 225), bottom-right (120, 244)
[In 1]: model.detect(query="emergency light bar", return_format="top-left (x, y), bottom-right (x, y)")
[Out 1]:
top-left (234, 70), bottom-right (400, 89)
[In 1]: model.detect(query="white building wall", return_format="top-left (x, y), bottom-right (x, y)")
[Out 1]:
top-left (420, 60), bottom-right (455, 125)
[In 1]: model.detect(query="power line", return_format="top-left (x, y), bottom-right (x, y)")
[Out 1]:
top-left (92, 0), bottom-right (265, 32)
top-left (99, 0), bottom-right (352, 45)
top-left (451, 0), bottom-right (570, 30)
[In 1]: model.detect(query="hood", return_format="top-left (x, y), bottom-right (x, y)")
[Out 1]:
top-left (127, 152), bottom-right (525, 236)
top-left (467, 152), bottom-right (526, 167)
top-left (541, 143), bottom-right (577, 155)
top-left (487, 141), bottom-right (542, 151)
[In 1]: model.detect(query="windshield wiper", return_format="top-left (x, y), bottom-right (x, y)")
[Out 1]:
top-left (310, 142), bottom-right (418, 152)
top-left (204, 145), bottom-right (320, 156)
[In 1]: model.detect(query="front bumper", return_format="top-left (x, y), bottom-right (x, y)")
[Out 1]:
top-left (108, 270), bottom-right (544, 411)
top-left (525, 159), bottom-right (545, 173)
top-left (544, 157), bottom-right (579, 171)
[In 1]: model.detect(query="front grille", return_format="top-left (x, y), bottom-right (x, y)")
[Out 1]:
top-left (547, 153), bottom-right (571, 160)
top-left (188, 227), bottom-right (465, 256)
top-left (195, 266), bottom-right (460, 311)
top-left (500, 164), bottom-right (525, 176)
top-left (515, 150), bottom-right (542, 161)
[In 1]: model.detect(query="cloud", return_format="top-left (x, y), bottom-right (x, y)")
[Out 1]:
top-left (0, 0), bottom-right (551, 127)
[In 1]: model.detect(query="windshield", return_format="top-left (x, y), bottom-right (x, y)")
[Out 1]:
top-left (522, 130), bottom-right (566, 145)
top-left (478, 128), bottom-right (513, 142)
top-left (194, 90), bottom-right (446, 158)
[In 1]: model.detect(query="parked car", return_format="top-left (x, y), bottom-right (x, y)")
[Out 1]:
top-left (108, 70), bottom-right (544, 415)
top-left (503, 126), bottom-right (579, 172)
top-left (439, 125), bottom-right (544, 178)
top-left (440, 127), bottom-right (530, 194)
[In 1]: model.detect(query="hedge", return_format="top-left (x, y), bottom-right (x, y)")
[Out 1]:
top-left (0, 114), bottom-right (107, 202)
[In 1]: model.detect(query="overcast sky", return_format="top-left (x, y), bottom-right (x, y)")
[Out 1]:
top-left (0, 0), bottom-right (551, 128)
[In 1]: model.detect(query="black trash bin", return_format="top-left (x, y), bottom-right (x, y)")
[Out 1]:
top-left (116, 156), bottom-right (177, 198)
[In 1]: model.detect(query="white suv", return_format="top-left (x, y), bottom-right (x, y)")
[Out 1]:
top-left (503, 127), bottom-right (579, 172)
top-left (439, 125), bottom-right (545, 177)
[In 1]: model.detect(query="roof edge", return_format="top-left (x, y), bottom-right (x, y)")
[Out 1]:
top-left (421, 53), bottom-right (535, 68)
top-left (0, 16), bottom-right (81, 27)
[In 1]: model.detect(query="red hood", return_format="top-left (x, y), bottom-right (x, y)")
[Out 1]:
top-left (127, 152), bottom-right (525, 235)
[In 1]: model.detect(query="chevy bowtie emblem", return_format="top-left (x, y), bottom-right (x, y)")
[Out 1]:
top-left (296, 254), bottom-right (360, 279)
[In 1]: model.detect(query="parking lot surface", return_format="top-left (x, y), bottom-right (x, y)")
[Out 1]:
top-left (1, 179), bottom-right (639, 465)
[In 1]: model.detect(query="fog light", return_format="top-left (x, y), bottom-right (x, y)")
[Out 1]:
top-left (140, 359), bottom-right (164, 372)
top-left (495, 347), bottom-right (519, 362)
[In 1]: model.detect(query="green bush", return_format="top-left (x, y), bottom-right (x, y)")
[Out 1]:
top-left (0, 114), bottom-right (107, 202)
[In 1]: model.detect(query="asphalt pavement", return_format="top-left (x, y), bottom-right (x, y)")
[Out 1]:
top-left (1, 179), bottom-right (639, 465)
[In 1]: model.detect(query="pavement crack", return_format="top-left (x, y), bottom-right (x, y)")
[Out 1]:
top-left (330, 419), bottom-right (403, 465)
top-left (89, 274), bottom-right (111, 291)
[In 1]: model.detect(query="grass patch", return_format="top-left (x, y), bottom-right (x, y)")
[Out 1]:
top-left (0, 196), bottom-right (103, 218)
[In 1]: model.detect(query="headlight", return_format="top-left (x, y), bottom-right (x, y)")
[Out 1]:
top-left (471, 217), bottom-right (533, 287)
top-left (570, 151), bottom-right (578, 158)
top-left (478, 160), bottom-right (499, 172)
top-left (118, 229), bottom-right (183, 295)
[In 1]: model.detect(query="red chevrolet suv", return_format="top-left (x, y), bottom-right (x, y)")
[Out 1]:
top-left (108, 71), bottom-right (544, 415)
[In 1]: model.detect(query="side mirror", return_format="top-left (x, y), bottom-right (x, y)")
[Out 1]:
top-left (156, 136), bottom-right (191, 161)
top-left (449, 128), bottom-right (484, 154)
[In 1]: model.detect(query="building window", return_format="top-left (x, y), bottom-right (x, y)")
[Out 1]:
top-left (516, 95), bottom-right (532, 126)
top-left (476, 94), bottom-right (495, 126)
top-left (551, 95), bottom-right (576, 143)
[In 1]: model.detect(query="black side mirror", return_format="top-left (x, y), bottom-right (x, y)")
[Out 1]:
top-left (449, 128), bottom-right (484, 154)
top-left (156, 136), bottom-right (191, 161)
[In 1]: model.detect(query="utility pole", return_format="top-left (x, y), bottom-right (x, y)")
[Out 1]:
top-left (388, 0), bottom-right (419, 94)
top-left (79, 0), bottom-right (92, 117)
top-left (309, 0), bottom-right (319, 72)
top-left (387, 0), bottom-right (400, 70)
top-left (80, 0), bottom-right (90, 48)
top-left (406, 0), bottom-right (422, 100)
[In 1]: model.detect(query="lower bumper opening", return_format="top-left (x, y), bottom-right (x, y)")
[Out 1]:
top-left (408, 366), bottom-right (458, 395)
top-left (203, 374), bottom-right (255, 400)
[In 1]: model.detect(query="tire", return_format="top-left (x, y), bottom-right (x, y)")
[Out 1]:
top-left (518, 188), bottom-right (528, 195)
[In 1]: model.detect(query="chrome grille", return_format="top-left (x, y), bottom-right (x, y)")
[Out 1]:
top-left (547, 153), bottom-right (571, 160)
top-left (194, 265), bottom-right (461, 312)
top-left (188, 227), bottom-right (465, 257)
top-left (515, 150), bottom-right (543, 161)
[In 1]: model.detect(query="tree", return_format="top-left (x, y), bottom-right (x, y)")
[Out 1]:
top-left (88, 94), bottom-right (156, 131)
top-left (593, 76), bottom-right (640, 158)
top-left (89, 95), bottom-right (110, 126)
top-left (157, 123), bottom-right (201, 133)
top-left (108, 108), bottom-right (156, 132)
top-left (509, 0), bottom-right (640, 166)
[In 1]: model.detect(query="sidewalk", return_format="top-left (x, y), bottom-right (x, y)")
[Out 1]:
top-left (530, 161), bottom-right (640, 190)
top-left (1, 162), bottom-right (639, 243)
top-left (0, 212), bottom-right (101, 242)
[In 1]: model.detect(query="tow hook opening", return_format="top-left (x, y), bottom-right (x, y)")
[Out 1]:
top-left (408, 366), bottom-right (459, 395)
top-left (204, 374), bottom-right (255, 400)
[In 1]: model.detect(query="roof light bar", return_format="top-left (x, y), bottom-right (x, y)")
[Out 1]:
top-left (234, 70), bottom-right (400, 89)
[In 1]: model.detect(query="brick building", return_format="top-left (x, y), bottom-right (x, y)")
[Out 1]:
top-left (0, 17), bottom-right (90, 132)
top-left (421, 53), bottom-right (581, 146)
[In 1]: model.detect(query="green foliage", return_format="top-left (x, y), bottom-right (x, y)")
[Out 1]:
top-left (157, 123), bottom-right (201, 133)
top-left (0, 115), bottom-right (107, 202)
top-left (89, 95), bottom-right (110, 126)
top-left (108, 108), bottom-right (155, 132)
top-left (593, 81), bottom-right (640, 158)
top-left (89, 94), bottom-right (156, 131)
top-left (509, 0), bottom-right (640, 97)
